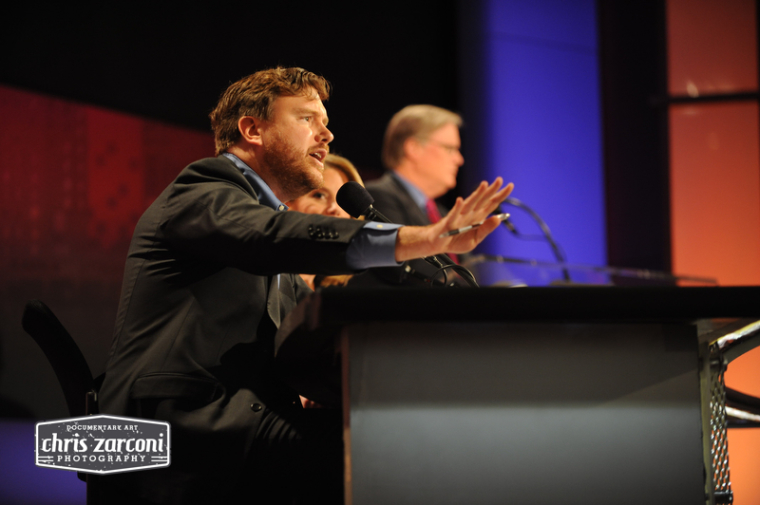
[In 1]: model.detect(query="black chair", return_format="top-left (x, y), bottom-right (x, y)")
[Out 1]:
top-left (21, 299), bottom-right (101, 504)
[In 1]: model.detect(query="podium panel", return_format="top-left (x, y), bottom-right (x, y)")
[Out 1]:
top-left (275, 287), bottom-right (760, 504)
top-left (344, 321), bottom-right (702, 505)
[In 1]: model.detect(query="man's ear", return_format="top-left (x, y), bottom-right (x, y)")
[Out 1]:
top-left (403, 137), bottom-right (422, 161)
top-left (237, 116), bottom-right (265, 146)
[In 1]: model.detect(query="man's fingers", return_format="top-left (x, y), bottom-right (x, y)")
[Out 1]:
top-left (459, 181), bottom-right (489, 214)
top-left (449, 196), bottom-right (464, 216)
top-left (462, 178), bottom-right (505, 215)
top-left (477, 214), bottom-right (505, 239)
top-left (439, 179), bottom-right (514, 248)
top-left (444, 213), bottom-right (503, 253)
top-left (471, 181), bottom-right (513, 217)
top-left (486, 182), bottom-right (513, 211)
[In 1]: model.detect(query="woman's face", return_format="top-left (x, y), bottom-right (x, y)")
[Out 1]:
top-left (288, 167), bottom-right (350, 218)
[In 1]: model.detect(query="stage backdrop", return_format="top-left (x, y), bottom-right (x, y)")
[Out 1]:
top-left (0, 85), bottom-right (215, 420)
top-left (0, 85), bottom-right (215, 504)
top-left (459, 0), bottom-right (606, 286)
top-left (666, 0), bottom-right (760, 503)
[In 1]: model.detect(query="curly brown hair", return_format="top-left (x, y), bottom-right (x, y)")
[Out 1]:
top-left (209, 67), bottom-right (331, 155)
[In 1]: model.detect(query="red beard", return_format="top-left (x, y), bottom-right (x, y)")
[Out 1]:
top-left (263, 128), bottom-right (324, 200)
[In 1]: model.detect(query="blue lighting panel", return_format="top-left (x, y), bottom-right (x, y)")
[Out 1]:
top-left (468, 0), bottom-right (605, 285)
top-left (0, 421), bottom-right (85, 504)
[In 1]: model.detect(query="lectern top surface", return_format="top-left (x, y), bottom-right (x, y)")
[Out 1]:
top-left (286, 286), bottom-right (760, 328)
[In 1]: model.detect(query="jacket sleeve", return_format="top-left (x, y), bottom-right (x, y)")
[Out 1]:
top-left (156, 159), bottom-right (368, 277)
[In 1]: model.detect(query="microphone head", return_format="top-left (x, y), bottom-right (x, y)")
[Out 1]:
top-left (337, 181), bottom-right (374, 218)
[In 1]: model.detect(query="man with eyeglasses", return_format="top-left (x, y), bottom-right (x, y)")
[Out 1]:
top-left (349, 105), bottom-right (468, 287)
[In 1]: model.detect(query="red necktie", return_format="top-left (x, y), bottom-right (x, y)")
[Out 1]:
top-left (425, 199), bottom-right (459, 264)
top-left (425, 199), bottom-right (442, 223)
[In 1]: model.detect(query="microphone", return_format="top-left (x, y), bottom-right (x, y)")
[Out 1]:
top-left (336, 182), bottom-right (391, 222)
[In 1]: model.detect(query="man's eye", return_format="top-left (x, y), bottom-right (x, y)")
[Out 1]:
top-left (302, 116), bottom-right (312, 122)
top-left (311, 191), bottom-right (326, 199)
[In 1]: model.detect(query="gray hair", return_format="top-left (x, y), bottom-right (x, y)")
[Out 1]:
top-left (382, 105), bottom-right (462, 170)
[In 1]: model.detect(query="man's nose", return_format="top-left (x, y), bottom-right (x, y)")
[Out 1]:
top-left (318, 124), bottom-right (334, 144)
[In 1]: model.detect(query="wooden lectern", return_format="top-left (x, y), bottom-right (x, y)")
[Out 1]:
top-left (275, 286), bottom-right (760, 505)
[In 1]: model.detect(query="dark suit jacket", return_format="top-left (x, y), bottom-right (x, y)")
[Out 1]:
top-left (98, 156), bottom-right (366, 503)
top-left (348, 172), bottom-right (453, 287)
top-left (365, 172), bottom-right (432, 227)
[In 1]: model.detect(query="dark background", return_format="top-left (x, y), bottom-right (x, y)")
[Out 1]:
top-left (0, 0), bottom-right (467, 421)
top-left (0, 2), bottom-right (459, 180)
top-left (0, 1), bottom-right (678, 275)
top-left (5, 5), bottom-right (760, 504)
top-left (0, 1), bottom-right (677, 421)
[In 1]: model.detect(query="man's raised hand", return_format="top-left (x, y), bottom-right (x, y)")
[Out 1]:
top-left (395, 178), bottom-right (514, 262)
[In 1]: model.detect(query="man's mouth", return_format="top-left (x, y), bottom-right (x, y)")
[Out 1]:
top-left (309, 149), bottom-right (327, 164)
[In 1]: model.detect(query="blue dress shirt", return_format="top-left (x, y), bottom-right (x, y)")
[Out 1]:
top-left (391, 172), bottom-right (429, 216)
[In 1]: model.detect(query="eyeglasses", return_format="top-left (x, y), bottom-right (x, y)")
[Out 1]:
top-left (420, 138), bottom-right (461, 156)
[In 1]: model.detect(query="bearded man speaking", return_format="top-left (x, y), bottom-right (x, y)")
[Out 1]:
top-left (98, 67), bottom-right (513, 504)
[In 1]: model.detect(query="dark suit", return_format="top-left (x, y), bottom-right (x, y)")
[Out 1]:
top-left (98, 156), bottom-right (365, 504)
top-left (365, 172), bottom-right (432, 227)
top-left (348, 172), bottom-right (451, 287)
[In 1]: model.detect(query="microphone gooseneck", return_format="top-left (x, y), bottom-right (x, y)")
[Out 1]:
top-left (499, 198), bottom-right (570, 282)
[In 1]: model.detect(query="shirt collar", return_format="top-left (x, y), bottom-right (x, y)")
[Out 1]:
top-left (222, 153), bottom-right (288, 211)
top-left (391, 171), bottom-right (429, 212)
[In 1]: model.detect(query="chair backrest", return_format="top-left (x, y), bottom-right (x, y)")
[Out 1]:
top-left (21, 299), bottom-right (97, 417)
